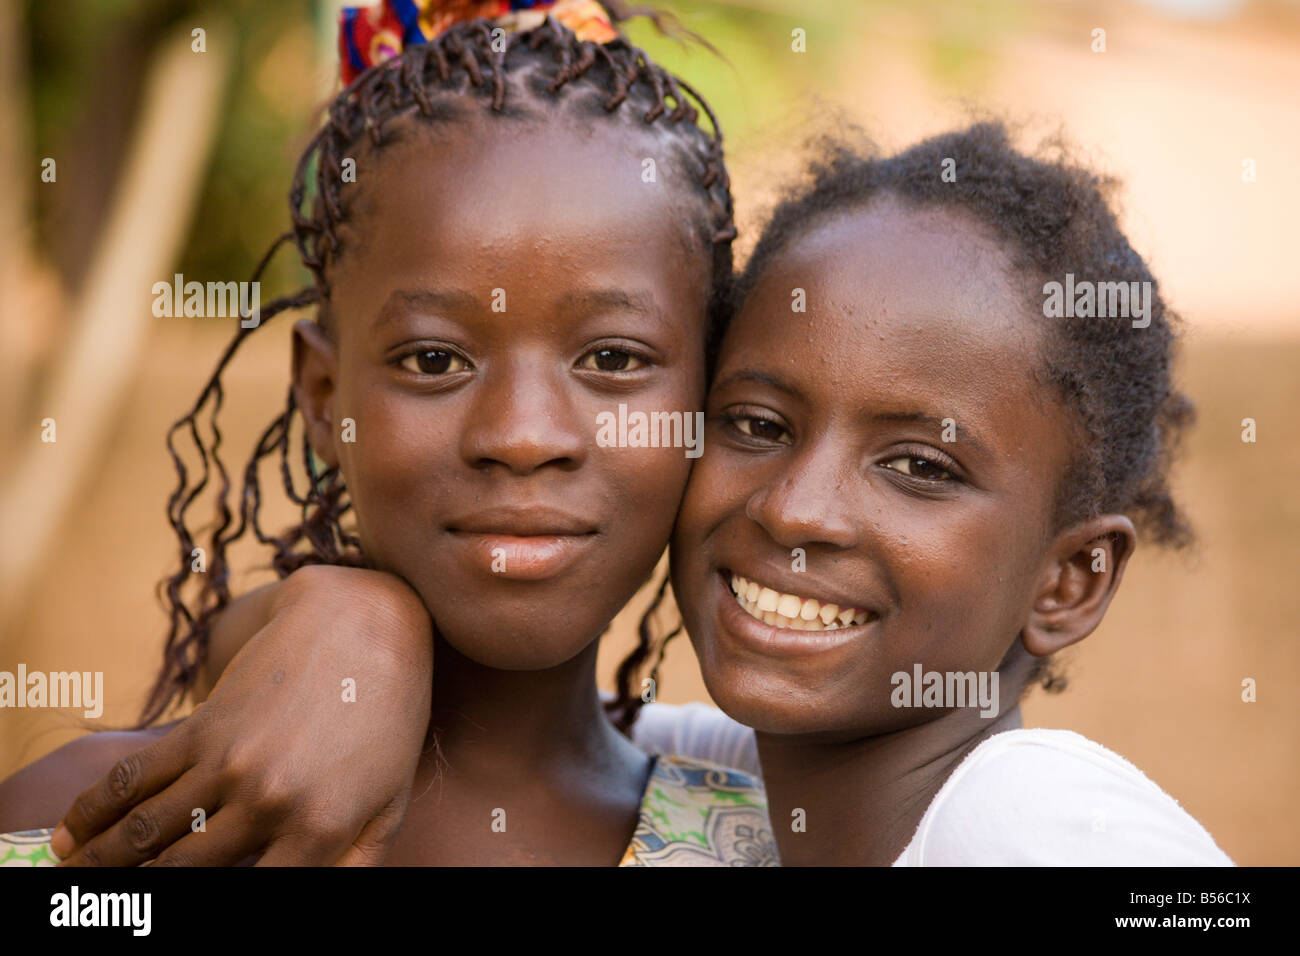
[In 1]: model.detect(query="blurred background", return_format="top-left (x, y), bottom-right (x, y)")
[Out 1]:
top-left (1, 0), bottom-right (1296, 864)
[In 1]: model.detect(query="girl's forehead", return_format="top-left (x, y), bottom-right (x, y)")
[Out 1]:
top-left (330, 118), bottom-right (710, 298)
top-left (717, 198), bottom-right (1056, 440)
top-left (355, 113), bottom-right (699, 219)
top-left (773, 198), bottom-right (1018, 299)
top-left (738, 198), bottom-right (1031, 350)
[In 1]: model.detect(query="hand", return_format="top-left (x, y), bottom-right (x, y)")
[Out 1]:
top-left (52, 565), bottom-right (434, 866)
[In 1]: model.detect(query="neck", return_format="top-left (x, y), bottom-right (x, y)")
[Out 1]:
top-left (424, 634), bottom-right (638, 783)
top-left (758, 678), bottom-right (1029, 866)
top-left (390, 632), bottom-right (650, 866)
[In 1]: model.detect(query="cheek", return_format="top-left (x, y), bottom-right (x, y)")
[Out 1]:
top-left (671, 447), bottom-right (767, 637)
top-left (331, 377), bottom-right (451, 561)
top-left (610, 370), bottom-right (708, 535)
top-left (883, 506), bottom-right (1042, 670)
top-left (677, 442), bottom-right (750, 541)
top-left (609, 445), bottom-right (693, 548)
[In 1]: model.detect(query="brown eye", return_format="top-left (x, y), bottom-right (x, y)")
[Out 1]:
top-left (882, 455), bottom-right (953, 481)
top-left (400, 350), bottom-right (467, 375)
top-left (580, 348), bottom-right (644, 372)
top-left (734, 417), bottom-right (791, 445)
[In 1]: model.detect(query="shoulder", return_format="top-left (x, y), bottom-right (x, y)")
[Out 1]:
top-left (895, 729), bottom-right (1234, 866)
top-left (629, 701), bottom-right (761, 777)
top-left (0, 727), bottom-right (170, 834)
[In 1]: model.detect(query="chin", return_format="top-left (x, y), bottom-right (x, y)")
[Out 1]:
top-left (432, 609), bottom-right (599, 671)
top-left (696, 656), bottom-right (837, 736)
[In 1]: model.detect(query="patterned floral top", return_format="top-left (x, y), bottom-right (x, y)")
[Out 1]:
top-left (1, 829), bottom-right (58, 867)
top-left (620, 754), bottom-right (777, 866)
top-left (0, 754), bottom-right (777, 867)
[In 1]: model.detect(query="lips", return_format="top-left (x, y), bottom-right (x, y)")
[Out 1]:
top-left (448, 507), bottom-right (598, 581)
top-left (447, 507), bottom-right (597, 537)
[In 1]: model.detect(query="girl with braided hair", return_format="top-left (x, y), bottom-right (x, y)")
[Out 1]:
top-left (0, 1), bottom-right (774, 867)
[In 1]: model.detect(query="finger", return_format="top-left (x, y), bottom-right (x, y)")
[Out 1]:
top-left (59, 725), bottom-right (194, 852)
top-left (254, 828), bottom-right (353, 867)
top-left (334, 796), bottom-right (408, 867)
top-left (258, 792), bottom-right (411, 867)
top-left (60, 770), bottom-right (215, 868)
top-left (253, 806), bottom-right (372, 867)
top-left (147, 805), bottom-right (267, 868)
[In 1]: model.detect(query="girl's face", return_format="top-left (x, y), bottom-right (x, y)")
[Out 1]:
top-left (671, 196), bottom-right (1081, 736)
top-left (296, 115), bottom-right (710, 669)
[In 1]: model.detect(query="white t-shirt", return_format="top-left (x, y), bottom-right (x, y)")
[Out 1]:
top-left (630, 702), bottom-right (1234, 866)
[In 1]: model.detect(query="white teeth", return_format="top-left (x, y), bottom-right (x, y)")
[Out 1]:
top-left (727, 574), bottom-right (874, 633)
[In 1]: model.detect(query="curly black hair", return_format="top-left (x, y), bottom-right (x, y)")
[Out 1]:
top-left (732, 120), bottom-right (1195, 693)
top-left (141, 9), bottom-right (734, 731)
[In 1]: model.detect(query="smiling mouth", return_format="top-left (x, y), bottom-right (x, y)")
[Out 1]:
top-left (725, 572), bottom-right (876, 632)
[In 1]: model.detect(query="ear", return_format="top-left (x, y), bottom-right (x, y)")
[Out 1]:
top-left (292, 318), bottom-right (341, 470)
top-left (1021, 514), bottom-right (1137, 656)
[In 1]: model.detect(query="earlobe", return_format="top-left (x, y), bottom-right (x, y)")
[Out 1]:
top-left (1021, 514), bottom-right (1137, 656)
top-left (292, 318), bottom-right (341, 469)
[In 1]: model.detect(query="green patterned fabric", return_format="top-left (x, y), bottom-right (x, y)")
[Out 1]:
top-left (0, 828), bottom-right (58, 867)
top-left (619, 755), bottom-right (778, 866)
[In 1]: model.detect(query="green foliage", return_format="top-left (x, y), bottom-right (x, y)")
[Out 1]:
top-left (24, 0), bottom-right (1026, 298)
top-left (27, 0), bottom-right (317, 296)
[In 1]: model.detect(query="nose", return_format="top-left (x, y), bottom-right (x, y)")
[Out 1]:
top-left (459, 356), bottom-right (586, 475)
top-left (745, 443), bottom-right (859, 551)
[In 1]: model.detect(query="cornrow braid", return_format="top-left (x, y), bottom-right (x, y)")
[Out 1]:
top-left (140, 12), bottom-right (735, 730)
top-left (292, 15), bottom-right (734, 309)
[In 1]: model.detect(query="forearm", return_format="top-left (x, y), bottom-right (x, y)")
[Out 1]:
top-left (194, 566), bottom-right (433, 701)
top-left (193, 582), bottom-right (279, 700)
top-left (26, 566), bottom-right (433, 867)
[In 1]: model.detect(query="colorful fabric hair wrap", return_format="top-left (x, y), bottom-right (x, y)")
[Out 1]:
top-left (338, 0), bottom-right (619, 85)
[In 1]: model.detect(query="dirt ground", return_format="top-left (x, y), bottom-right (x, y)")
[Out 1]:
top-left (0, 316), bottom-right (1296, 865)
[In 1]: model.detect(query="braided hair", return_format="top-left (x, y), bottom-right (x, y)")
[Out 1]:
top-left (140, 9), bottom-right (735, 730)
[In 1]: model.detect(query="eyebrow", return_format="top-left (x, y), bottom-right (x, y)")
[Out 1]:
top-left (372, 288), bottom-right (480, 331)
top-left (870, 411), bottom-right (990, 457)
top-left (558, 288), bottom-right (664, 321)
top-left (711, 369), bottom-right (803, 400)
top-left (372, 287), bottom-right (664, 332)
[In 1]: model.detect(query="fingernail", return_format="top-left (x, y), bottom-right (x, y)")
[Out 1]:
top-left (50, 825), bottom-right (74, 860)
